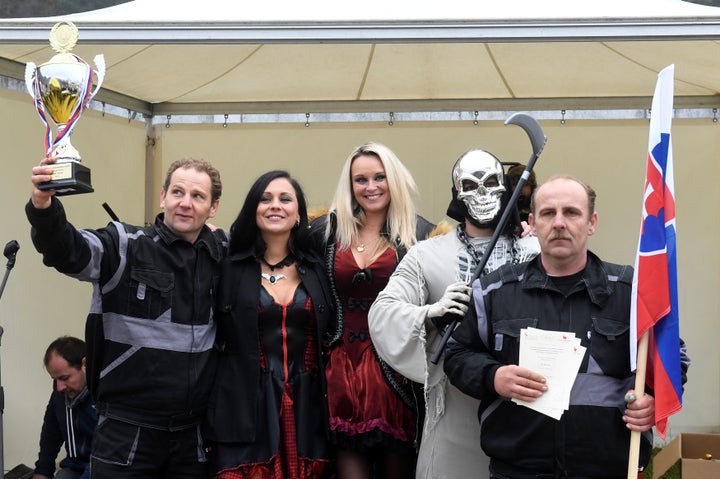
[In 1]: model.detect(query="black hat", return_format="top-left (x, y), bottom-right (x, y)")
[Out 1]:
top-left (446, 185), bottom-right (467, 223)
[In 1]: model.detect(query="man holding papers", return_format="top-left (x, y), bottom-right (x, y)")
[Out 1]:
top-left (444, 175), bottom-right (660, 479)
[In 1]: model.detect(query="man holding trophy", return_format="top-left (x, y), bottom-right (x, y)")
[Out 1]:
top-left (25, 23), bottom-right (227, 479)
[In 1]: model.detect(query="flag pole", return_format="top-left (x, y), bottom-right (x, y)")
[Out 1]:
top-left (627, 331), bottom-right (649, 479)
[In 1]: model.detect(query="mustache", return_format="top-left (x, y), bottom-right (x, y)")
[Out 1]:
top-left (547, 231), bottom-right (572, 241)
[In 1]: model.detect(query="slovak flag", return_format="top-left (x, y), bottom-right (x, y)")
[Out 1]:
top-left (630, 64), bottom-right (683, 440)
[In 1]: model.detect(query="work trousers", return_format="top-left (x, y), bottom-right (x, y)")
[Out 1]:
top-left (90, 416), bottom-right (208, 479)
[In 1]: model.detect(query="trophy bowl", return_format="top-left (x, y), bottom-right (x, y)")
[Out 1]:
top-left (26, 21), bottom-right (105, 196)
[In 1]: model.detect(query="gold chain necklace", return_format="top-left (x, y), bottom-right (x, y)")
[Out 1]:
top-left (355, 236), bottom-right (380, 253)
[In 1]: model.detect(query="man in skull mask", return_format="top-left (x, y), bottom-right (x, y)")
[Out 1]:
top-left (368, 149), bottom-right (539, 479)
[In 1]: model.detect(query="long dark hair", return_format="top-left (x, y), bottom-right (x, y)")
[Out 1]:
top-left (228, 170), bottom-right (312, 259)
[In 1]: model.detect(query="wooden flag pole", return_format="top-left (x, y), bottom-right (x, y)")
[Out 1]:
top-left (627, 332), bottom-right (649, 479)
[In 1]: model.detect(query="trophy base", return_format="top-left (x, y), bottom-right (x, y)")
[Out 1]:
top-left (38, 161), bottom-right (94, 196)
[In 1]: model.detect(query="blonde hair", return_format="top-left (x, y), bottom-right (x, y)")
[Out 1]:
top-left (327, 142), bottom-right (419, 251)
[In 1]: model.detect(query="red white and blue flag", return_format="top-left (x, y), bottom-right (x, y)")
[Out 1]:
top-left (630, 64), bottom-right (683, 440)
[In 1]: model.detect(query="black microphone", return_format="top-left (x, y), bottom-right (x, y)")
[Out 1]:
top-left (3, 240), bottom-right (19, 269)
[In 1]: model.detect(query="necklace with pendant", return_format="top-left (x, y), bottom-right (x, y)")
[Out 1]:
top-left (261, 272), bottom-right (286, 284)
top-left (356, 235), bottom-right (381, 253)
top-left (260, 254), bottom-right (294, 285)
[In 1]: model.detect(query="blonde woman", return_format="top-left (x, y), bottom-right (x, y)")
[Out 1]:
top-left (312, 142), bottom-right (434, 479)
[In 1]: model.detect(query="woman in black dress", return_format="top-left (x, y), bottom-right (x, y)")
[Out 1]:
top-left (205, 170), bottom-right (335, 479)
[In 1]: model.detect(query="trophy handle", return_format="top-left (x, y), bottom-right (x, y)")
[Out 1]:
top-left (88, 54), bottom-right (105, 103)
top-left (24, 62), bottom-right (37, 98)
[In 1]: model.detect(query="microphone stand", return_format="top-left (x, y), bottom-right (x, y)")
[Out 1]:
top-left (0, 240), bottom-right (20, 478)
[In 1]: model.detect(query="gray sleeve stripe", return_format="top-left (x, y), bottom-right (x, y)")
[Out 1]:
top-left (71, 230), bottom-right (104, 281)
top-left (102, 221), bottom-right (130, 294)
top-left (480, 397), bottom-right (506, 426)
top-left (475, 278), bottom-right (503, 349)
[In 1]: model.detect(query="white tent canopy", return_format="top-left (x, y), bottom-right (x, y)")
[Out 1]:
top-left (1, 0), bottom-right (720, 119)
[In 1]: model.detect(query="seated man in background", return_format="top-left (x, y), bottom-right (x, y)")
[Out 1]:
top-left (33, 336), bottom-right (96, 479)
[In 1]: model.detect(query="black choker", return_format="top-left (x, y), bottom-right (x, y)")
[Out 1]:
top-left (260, 254), bottom-right (294, 271)
top-left (260, 253), bottom-right (295, 285)
top-left (259, 254), bottom-right (294, 285)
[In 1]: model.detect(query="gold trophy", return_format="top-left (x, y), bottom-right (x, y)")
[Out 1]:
top-left (25, 21), bottom-right (105, 195)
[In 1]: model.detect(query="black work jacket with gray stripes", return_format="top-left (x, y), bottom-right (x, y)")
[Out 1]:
top-left (444, 252), bottom-right (652, 479)
top-left (27, 198), bottom-right (226, 429)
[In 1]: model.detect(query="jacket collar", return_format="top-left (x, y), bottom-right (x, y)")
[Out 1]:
top-left (227, 246), bottom-right (257, 263)
top-left (66, 386), bottom-right (90, 409)
top-left (153, 213), bottom-right (225, 263)
top-left (521, 251), bottom-right (618, 307)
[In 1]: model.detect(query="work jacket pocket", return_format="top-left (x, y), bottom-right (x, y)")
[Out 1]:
top-left (126, 267), bottom-right (175, 319)
top-left (92, 416), bottom-right (139, 467)
top-left (589, 316), bottom-right (630, 377)
top-left (492, 317), bottom-right (538, 363)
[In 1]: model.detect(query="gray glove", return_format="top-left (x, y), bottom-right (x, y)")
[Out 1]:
top-left (427, 281), bottom-right (471, 330)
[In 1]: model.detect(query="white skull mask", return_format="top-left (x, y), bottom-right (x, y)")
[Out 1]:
top-left (452, 150), bottom-right (506, 224)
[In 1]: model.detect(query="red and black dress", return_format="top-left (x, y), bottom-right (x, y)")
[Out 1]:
top-left (325, 247), bottom-right (416, 453)
top-left (212, 285), bottom-right (333, 479)
top-left (205, 249), bottom-right (335, 479)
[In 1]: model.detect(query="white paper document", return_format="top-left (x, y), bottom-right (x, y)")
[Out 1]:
top-left (512, 327), bottom-right (586, 420)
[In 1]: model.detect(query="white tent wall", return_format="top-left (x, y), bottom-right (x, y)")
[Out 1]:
top-left (3, 80), bottom-right (718, 469)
